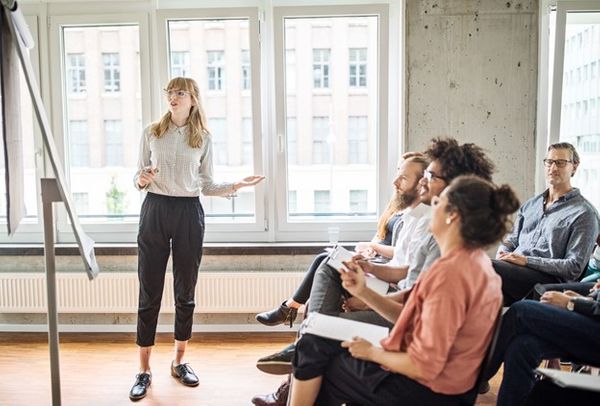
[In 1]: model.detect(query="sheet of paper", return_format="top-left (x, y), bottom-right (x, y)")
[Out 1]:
top-left (326, 245), bottom-right (354, 271)
top-left (301, 313), bottom-right (389, 347)
top-left (365, 275), bottom-right (390, 295)
top-left (5, 6), bottom-right (99, 279)
top-left (536, 368), bottom-right (600, 393)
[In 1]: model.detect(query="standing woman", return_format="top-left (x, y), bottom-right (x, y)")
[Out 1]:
top-left (129, 77), bottom-right (264, 401)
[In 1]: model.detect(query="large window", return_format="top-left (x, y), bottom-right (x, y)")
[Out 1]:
top-left (164, 16), bottom-right (259, 224)
top-left (5, 4), bottom-right (391, 243)
top-left (275, 8), bottom-right (385, 232)
top-left (61, 24), bottom-right (143, 222)
top-left (549, 3), bottom-right (600, 211)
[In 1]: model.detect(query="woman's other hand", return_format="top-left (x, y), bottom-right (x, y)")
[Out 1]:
top-left (234, 175), bottom-right (265, 191)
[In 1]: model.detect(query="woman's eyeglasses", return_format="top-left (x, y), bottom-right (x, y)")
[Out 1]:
top-left (164, 89), bottom-right (190, 98)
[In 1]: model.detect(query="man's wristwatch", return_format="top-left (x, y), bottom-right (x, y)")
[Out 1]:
top-left (566, 298), bottom-right (575, 311)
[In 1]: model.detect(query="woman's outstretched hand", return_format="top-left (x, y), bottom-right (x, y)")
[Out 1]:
top-left (234, 175), bottom-right (265, 191)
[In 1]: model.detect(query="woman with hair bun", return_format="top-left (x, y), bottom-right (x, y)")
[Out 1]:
top-left (288, 176), bottom-right (519, 406)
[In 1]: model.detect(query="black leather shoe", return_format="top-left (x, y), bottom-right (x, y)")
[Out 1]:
top-left (171, 362), bottom-right (199, 387)
top-left (129, 372), bottom-right (151, 401)
top-left (256, 302), bottom-right (298, 327)
top-left (256, 343), bottom-right (295, 375)
top-left (251, 377), bottom-right (290, 406)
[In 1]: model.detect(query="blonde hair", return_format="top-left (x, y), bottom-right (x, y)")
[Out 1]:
top-left (150, 77), bottom-right (210, 148)
top-left (376, 193), bottom-right (404, 242)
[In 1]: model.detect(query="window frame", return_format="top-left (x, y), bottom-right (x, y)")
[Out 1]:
top-left (537, 0), bottom-right (600, 193)
top-left (156, 7), bottom-right (267, 239)
top-left (48, 12), bottom-right (152, 244)
top-left (272, 4), bottom-right (391, 242)
top-left (2, 2), bottom-right (400, 245)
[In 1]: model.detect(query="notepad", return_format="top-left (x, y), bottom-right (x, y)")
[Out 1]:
top-left (300, 313), bottom-right (389, 347)
top-left (325, 245), bottom-right (391, 296)
top-left (535, 368), bottom-right (600, 393)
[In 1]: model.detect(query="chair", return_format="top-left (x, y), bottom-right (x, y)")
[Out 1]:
top-left (460, 307), bottom-right (504, 405)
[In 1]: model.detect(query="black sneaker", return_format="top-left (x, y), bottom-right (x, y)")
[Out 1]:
top-left (256, 343), bottom-right (295, 375)
top-left (129, 372), bottom-right (151, 401)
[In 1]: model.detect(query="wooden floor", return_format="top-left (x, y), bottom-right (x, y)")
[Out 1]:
top-left (0, 332), bottom-right (501, 405)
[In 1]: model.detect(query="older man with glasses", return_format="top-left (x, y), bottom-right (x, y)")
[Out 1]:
top-left (494, 142), bottom-right (599, 305)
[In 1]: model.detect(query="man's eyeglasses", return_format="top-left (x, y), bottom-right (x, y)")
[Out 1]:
top-left (164, 89), bottom-right (190, 98)
top-left (423, 170), bottom-right (447, 183)
top-left (543, 159), bottom-right (572, 168)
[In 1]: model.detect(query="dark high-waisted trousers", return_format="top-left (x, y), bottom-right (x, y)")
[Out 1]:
top-left (136, 192), bottom-right (205, 347)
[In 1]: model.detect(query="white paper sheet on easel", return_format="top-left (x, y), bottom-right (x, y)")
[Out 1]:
top-left (300, 313), bottom-right (389, 347)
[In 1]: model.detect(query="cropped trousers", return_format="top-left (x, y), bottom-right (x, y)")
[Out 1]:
top-left (136, 192), bottom-right (205, 347)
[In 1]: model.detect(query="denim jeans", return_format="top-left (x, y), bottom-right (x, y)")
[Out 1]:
top-left (485, 300), bottom-right (600, 406)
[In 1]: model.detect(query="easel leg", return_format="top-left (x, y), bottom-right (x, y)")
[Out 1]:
top-left (41, 178), bottom-right (62, 406)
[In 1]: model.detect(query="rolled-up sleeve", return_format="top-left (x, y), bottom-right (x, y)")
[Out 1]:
top-left (526, 211), bottom-right (600, 280)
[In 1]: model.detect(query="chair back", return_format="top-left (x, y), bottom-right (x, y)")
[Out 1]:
top-left (460, 306), bottom-right (504, 405)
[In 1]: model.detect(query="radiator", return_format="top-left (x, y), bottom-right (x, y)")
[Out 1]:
top-left (0, 272), bottom-right (305, 313)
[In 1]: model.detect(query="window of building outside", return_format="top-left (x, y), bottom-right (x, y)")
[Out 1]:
top-left (552, 7), bottom-right (600, 211)
top-left (312, 48), bottom-right (330, 88)
top-left (210, 118), bottom-right (228, 165)
top-left (171, 51), bottom-right (190, 77)
top-left (67, 53), bottom-right (86, 93)
top-left (69, 120), bottom-right (89, 167)
top-left (241, 49), bottom-right (250, 90)
top-left (288, 190), bottom-right (298, 214)
top-left (312, 116), bottom-right (331, 164)
top-left (104, 120), bottom-right (123, 166)
top-left (280, 12), bottom-right (380, 226)
top-left (349, 189), bottom-right (368, 213)
top-left (102, 52), bottom-right (120, 92)
top-left (348, 116), bottom-right (368, 164)
top-left (314, 190), bottom-right (331, 213)
top-left (207, 50), bottom-right (225, 91)
top-left (62, 24), bottom-right (142, 221)
top-left (349, 48), bottom-right (367, 87)
top-left (241, 118), bottom-right (252, 165)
